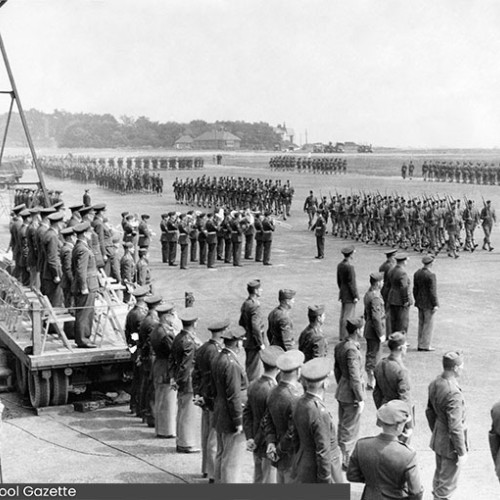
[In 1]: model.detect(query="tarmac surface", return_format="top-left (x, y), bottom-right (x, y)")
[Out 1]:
top-left (1, 151), bottom-right (499, 499)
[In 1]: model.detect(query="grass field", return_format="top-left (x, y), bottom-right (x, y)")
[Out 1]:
top-left (2, 149), bottom-right (500, 498)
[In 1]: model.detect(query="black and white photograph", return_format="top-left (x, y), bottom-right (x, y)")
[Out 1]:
top-left (0, 1), bottom-right (499, 499)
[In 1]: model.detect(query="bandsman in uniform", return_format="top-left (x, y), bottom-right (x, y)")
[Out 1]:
top-left (347, 400), bottom-right (423, 499)
top-left (151, 303), bottom-right (179, 439)
top-left (337, 246), bottom-right (359, 340)
top-left (267, 289), bottom-right (296, 351)
top-left (213, 325), bottom-right (248, 483)
top-left (193, 319), bottom-right (229, 483)
top-left (363, 272), bottom-right (385, 389)
top-left (426, 351), bottom-right (468, 500)
top-left (239, 279), bottom-right (267, 382)
top-left (334, 316), bottom-right (366, 470)
top-left (243, 345), bottom-right (284, 483)
top-left (264, 350), bottom-right (304, 483)
top-left (298, 305), bottom-right (328, 362)
top-left (169, 308), bottom-right (202, 453)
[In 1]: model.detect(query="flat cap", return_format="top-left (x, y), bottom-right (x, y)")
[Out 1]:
top-left (178, 308), bottom-right (198, 324)
top-left (395, 252), bottom-right (409, 261)
top-left (157, 302), bottom-right (175, 315)
top-left (48, 212), bottom-right (64, 222)
top-left (346, 316), bottom-right (364, 333)
top-left (73, 221), bottom-right (91, 234)
top-left (308, 304), bottom-right (325, 317)
top-left (276, 349), bottom-right (305, 372)
top-left (301, 357), bottom-right (333, 382)
top-left (93, 203), bottom-right (106, 211)
top-left (207, 318), bottom-right (230, 332)
top-left (376, 400), bottom-right (411, 426)
top-left (221, 325), bottom-right (246, 340)
top-left (79, 206), bottom-right (94, 216)
top-left (341, 246), bottom-right (355, 256)
top-left (52, 201), bottom-right (64, 210)
top-left (60, 227), bottom-right (74, 237)
top-left (132, 285), bottom-right (149, 297)
top-left (247, 279), bottom-right (261, 291)
top-left (388, 332), bottom-right (406, 349)
top-left (279, 289), bottom-right (296, 301)
top-left (144, 295), bottom-right (163, 306)
top-left (370, 272), bottom-right (384, 282)
top-left (443, 350), bottom-right (464, 369)
top-left (384, 248), bottom-right (398, 256)
top-left (69, 204), bottom-right (84, 212)
top-left (261, 345), bottom-right (284, 367)
top-left (422, 254), bottom-right (434, 265)
top-left (12, 203), bottom-right (26, 214)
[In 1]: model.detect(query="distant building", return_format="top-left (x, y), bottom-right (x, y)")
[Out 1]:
top-left (273, 123), bottom-right (295, 144)
top-left (174, 135), bottom-right (194, 150)
top-left (193, 130), bottom-right (241, 150)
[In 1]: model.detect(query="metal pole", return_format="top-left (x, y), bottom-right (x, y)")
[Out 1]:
top-left (0, 93), bottom-right (13, 165)
top-left (0, 31), bottom-right (49, 206)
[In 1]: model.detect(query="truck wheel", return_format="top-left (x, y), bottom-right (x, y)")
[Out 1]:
top-left (51, 370), bottom-right (69, 406)
top-left (15, 358), bottom-right (28, 396)
top-left (28, 371), bottom-right (50, 408)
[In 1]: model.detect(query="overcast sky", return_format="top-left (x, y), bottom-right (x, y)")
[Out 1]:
top-left (0, 0), bottom-right (499, 148)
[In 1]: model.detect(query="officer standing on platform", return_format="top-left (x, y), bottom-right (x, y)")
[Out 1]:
top-left (298, 305), bottom-right (328, 362)
top-left (264, 350), bottom-right (305, 483)
top-left (239, 279), bottom-right (267, 382)
top-left (243, 346), bottom-right (284, 483)
top-left (193, 319), bottom-right (229, 483)
top-left (213, 326), bottom-right (248, 483)
top-left (42, 212), bottom-right (64, 307)
top-left (267, 289), bottom-right (296, 351)
top-left (169, 308), bottom-right (202, 454)
top-left (150, 303), bottom-right (179, 439)
top-left (413, 255), bottom-right (439, 351)
top-left (288, 357), bottom-right (343, 483)
top-left (59, 227), bottom-right (76, 309)
top-left (71, 221), bottom-right (99, 348)
top-left (426, 351), bottom-right (468, 500)
top-left (347, 400), bottom-right (423, 499)
top-left (337, 246), bottom-right (359, 340)
top-left (334, 317), bottom-right (366, 470)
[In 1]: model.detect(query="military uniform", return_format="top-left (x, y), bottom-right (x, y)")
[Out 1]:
top-left (150, 307), bottom-right (178, 439)
top-left (337, 247), bottom-right (358, 340)
top-left (334, 334), bottom-right (365, 468)
top-left (387, 255), bottom-right (412, 334)
top-left (267, 305), bottom-right (294, 351)
top-left (213, 338), bottom-right (248, 483)
top-left (298, 324), bottom-right (327, 362)
top-left (169, 318), bottom-right (202, 451)
top-left (489, 401), bottom-right (500, 482)
top-left (426, 359), bottom-right (468, 500)
top-left (261, 214), bottom-right (274, 265)
top-left (311, 214), bottom-right (326, 259)
top-left (363, 279), bottom-right (385, 380)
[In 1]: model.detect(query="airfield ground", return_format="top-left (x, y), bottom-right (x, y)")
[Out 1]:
top-left (0, 150), bottom-right (499, 499)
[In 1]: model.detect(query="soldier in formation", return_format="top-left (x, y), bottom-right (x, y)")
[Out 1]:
top-left (306, 190), bottom-right (496, 257)
top-left (173, 175), bottom-right (294, 217)
top-left (269, 155), bottom-right (347, 174)
top-left (420, 159), bottom-right (500, 184)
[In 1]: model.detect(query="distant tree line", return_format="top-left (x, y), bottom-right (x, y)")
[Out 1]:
top-left (0, 109), bottom-right (283, 150)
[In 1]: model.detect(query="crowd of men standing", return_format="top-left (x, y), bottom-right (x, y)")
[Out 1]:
top-left (305, 189), bottom-right (497, 258)
top-left (417, 159), bottom-right (500, 184)
top-left (269, 155), bottom-right (347, 174)
top-left (173, 175), bottom-right (294, 219)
